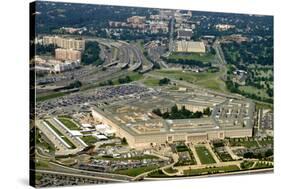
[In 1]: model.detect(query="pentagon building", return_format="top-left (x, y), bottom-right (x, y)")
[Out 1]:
top-left (91, 88), bottom-right (254, 149)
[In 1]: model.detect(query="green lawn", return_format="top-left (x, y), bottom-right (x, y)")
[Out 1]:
top-left (240, 161), bottom-right (255, 169)
top-left (58, 118), bottom-right (81, 130)
top-left (127, 72), bottom-right (143, 81)
top-left (229, 138), bottom-right (260, 148)
top-left (176, 145), bottom-right (189, 152)
top-left (112, 47), bottom-right (119, 60)
top-left (143, 77), bottom-right (160, 86)
top-left (183, 165), bottom-right (240, 176)
top-left (111, 72), bottom-right (143, 85)
top-left (214, 148), bottom-right (233, 162)
top-left (35, 128), bottom-right (55, 153)
top-left (95, 155), bottom-right (159, 161)
top-left (114, 165), bottom-right (158, 177)
top-left (35, 159), bottom-right (50, 169)
top-left (239, 86), bottom-right (269, 99)
top-left (258, 137), bottom-right (273, 147)
top-left (255, 101), bottom-right (273, 110)
top-left (36, 92), bottom-right (66, 102)
top-left (44, 120), bottom-right (76, 149)
top-left (254, 161), bottom-right (273, 169)
top-left (195, 146), bottom-right (216, 164)
top-left (164, 167), bottom-right (178, 174)
top-left (81, 135), bottom-right (97, 145)
top-left (148, 169), bottom-right (170, 177)
top-left (169, 52), bottom-right (215, 62)
top-left (151, 69), bottom-right (227, 92)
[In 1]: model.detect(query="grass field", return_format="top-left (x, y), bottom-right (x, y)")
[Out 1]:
top-left (195, 146), bottom-right (216, 164)
top-left (214, 148), bottom-right (233, 162)
top-left (142, 77), bottom-right (160, 86)
top-left (35, 159), bottom-right (50, 169)
top-left (168, 52), bottom-right (215, 62)
top-left (255, 101), bottom-right (273, 110)
top-left (127, 72), bottom-right (143, 81)
top-left (176, 145), bottom-right (189, 152)
top-left (240, 161), bottom-right (255, 170)
top-left (183, 165), bottom-right (240, 176)
top-left (229, 138), bottom-right (259, 148)
top-left (164, 167), bottom-right (178, 174)
top-left (58, 118), bottom-right (81, 130)
top-left (36, 92), bottom-right (66, 102)
top-left (114, 165), bottom-right (158, 177)
top-left (96, 155), bottom-right (159, 161)
top-left (81, 135), bottom-right (97, 145)
top-left (35, 129), bottom-right (55, 153)
top-left (254, 161), bottom-right (273, 169)
top-left (112, 47), bottom-right (119, 60)
top-left (44, 120), bottom-right (76, 149)
top-left (151, 69), bottom-right (227, 92)
top-left (111, 72), bottom-right (143, 85)
top-left (239, 86), bottom-right (269, 99)
top-left (258, 137), bottom-right (273, 147)
top-left (148, 169), bottom-right (170, 177)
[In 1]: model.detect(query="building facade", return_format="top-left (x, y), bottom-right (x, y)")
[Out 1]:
top-left (43, 36), bottom-right (85, 50)
top-left (92, 107), bottom-right (253, 149)
top-left (55, 48), bottom-right (81, 61)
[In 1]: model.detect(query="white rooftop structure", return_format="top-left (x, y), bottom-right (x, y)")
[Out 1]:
top-left (69, 130), bottom-right (83, 137)
top-left (96, 124), bottom-right (115, 137)
top-left (93, 133), bottom-right (108, 140)
top-left (175, 40), bottom-right (206, 53)
top-left (81, 123), bottom-right (92, 128)
top-left (96, 124), bottom-right (111, 130)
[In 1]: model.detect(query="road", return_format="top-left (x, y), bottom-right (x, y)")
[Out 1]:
top-left (205, 143), bottom-right (221, 163)
top-left (133, 153), bottom-right (179, 181)
top-left (145, 72), bottom-right (244, 99)
top-left (35, 169), bottom-right (126, 183)
top-left (168, 15), bottom-right (175, 53)
top-left (48, 161), bottom-right (133, 181)
top-left (144, 168), bottom-right (273, 181)
top-left (189, 144), bottom-right (202, 165)
top-left (213, 39), bottom-right (228, 81)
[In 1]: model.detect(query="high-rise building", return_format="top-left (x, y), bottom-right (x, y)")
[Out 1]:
top-left (55, 48), bottom-right (81, 61)
top-left (42, 36), bottom-right (85, 50)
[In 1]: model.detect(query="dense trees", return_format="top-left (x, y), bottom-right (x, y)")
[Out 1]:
top-left (203, 107), bottom-right (211, 116)
top-left (117, 29), bottom-right (168, 41)
top-left (54, 80), bottom-right (82, 91)
top-left (192, 11), bottom-right (273, 38)
top-left (162, 56), bottom-right (211, 68)
top-left (99, 80), bottom-right (114, 87)
top-left (243, 148), bottom-right (273, 159)
top-left (98, 76), bottom-right (133, 87)
top-left (221, 39), bottom-right (273, 66)
top-left (225, 77), bottom-right (273, 104)
top-left (159, 78), bottom-right (170, 85)
top-left (152, 105), bottom-right (211, 120)
top-left (121, 137), bottom-right (127, 145)
top-left (35, 44), bottom-right (57, 56)
top-left (35, 1), bottom-right (157, 34)
top-left (118, 76), bottom-right (132, 84)
top-left (82, 41), bottom-right (103, 65)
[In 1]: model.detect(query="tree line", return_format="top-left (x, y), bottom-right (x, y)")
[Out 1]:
top-left (152, 105), bottom-right (211, 120)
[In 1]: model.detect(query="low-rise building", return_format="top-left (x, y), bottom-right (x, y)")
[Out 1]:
top-left (127, 16), bottom-right (146, 24)
top-left (215, 24), bottom-right (235, 31)
top-left (177, 29), bottom-right (193, 40)
top-left (175, 41), bottom-right (206, 53)
top-left (54, 60), bottom-right (80, 73)
top-left (95, 124), bottom-right (115, 137)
